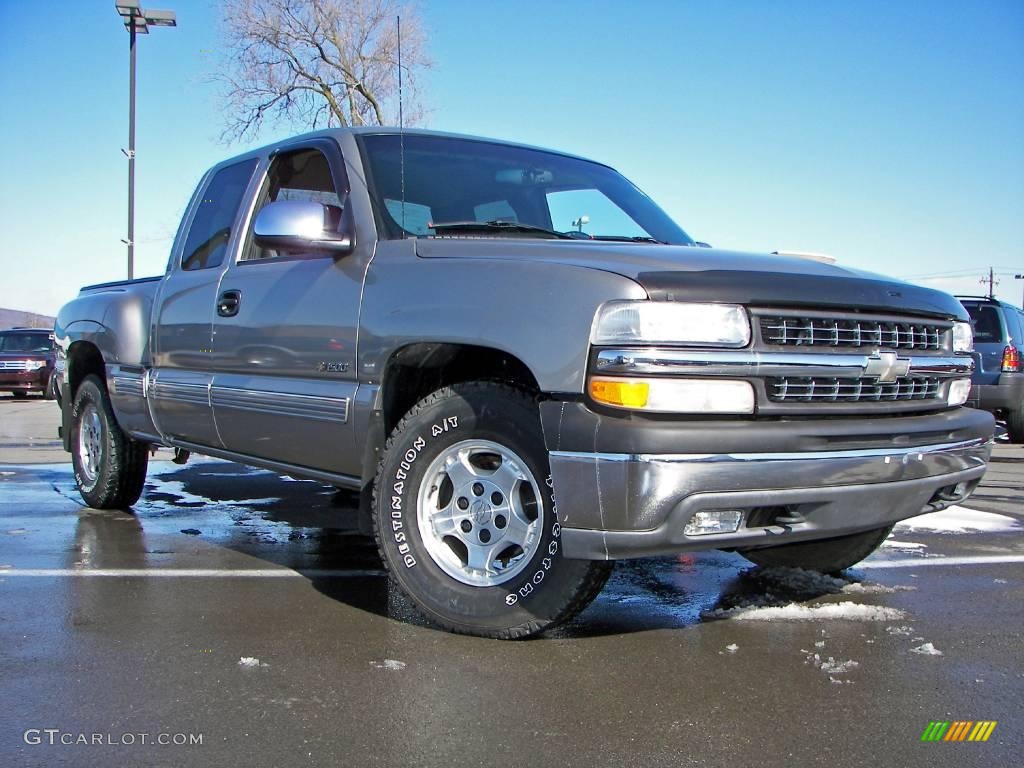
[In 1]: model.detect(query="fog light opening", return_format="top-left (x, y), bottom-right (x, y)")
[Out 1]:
top-left (683, 509), bottom-right (744, 536)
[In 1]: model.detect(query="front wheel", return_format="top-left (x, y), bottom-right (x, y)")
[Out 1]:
top-left (738, 525), bottom-right (893, 573)
top-left (373, 382), bottom-right (612, 639)
top-left (71, 375), bottom-right (149, 509)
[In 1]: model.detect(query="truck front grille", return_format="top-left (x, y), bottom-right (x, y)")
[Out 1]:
top-left (0, 361), bottom-right (31, 371)
top-left (760, 315), bottom-right (945, 350)
top-left (767, 376), bottom-right (941, 403)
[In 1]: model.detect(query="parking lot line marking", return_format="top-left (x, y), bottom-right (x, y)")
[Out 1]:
top-left (857, 555), bottom-right (1024, 569)
top-left (0, 568), bottom-right (385, 578)
top-left (0, 555), bottom-right (1021, 577)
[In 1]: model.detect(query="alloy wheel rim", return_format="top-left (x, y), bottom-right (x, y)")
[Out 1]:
top-left (77, 404), bottom-right (103, 486)
top-left (416, 439), bottom-right (543, 587)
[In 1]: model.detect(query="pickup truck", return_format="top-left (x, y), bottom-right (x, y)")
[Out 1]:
top-left (55, 128), bottom-right (994, 638)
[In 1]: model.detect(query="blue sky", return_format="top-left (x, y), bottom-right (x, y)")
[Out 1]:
top-left (1, 0), bottom-right (1022, 315)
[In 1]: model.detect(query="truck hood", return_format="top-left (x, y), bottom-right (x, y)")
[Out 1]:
top-left (415, 239), bottom-right (966, 320)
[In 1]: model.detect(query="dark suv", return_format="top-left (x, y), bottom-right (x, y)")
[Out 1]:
top-left (0, 328), bottom-right (57, 399)
top-left (957, 296), bottom-right (1024, 442)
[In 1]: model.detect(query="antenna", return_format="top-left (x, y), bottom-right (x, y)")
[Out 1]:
top-left (397, 15), bottom-right (406, 233)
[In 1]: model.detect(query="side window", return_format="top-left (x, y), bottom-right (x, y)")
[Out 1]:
top-left (1007, 309), bottom-right (1024, 345)
top-left (241, 148), bottom-right (346, 261)
top-left (181, 159), bottom-right (258, 271)
top-left (546, 188), bottom-right (647, 238)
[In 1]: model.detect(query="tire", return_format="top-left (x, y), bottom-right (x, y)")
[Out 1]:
top-left (43, 376), bottom-right (57, 401)
top-left (12, 391), bottom-right (28, 399)
top-left (738, 525), bottom-right (893, 573)
top-left (71, 374), bottom-right (149, 509)
top-left (1006, 406), bottom-right (1024, 444)
top-left (373, 382), bottom-right (612, 639)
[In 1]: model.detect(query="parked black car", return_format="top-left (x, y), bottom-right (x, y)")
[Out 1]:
top-left (958, 296), bottom-right (1024, 442)
top-left (0, 327), bottom-right (57, 399)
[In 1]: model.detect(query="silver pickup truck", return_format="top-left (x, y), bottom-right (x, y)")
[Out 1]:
top-left (55, 128), bottom-right (993, 638)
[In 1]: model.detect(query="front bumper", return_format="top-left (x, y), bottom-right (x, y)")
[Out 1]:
top-left (0, 369), bottom-right (49, 392)
top-left (541, 403), bottom-right (994, 560)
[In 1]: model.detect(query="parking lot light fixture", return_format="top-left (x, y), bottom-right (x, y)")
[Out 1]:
top-left (113, 2), bottom-right (177, 279)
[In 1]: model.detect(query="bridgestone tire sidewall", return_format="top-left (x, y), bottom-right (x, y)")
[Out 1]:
top-left (376, 385), bottom-right (590, 633)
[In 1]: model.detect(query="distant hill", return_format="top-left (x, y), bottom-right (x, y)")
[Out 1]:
top-left (0, 307), bottom-right (56, 330)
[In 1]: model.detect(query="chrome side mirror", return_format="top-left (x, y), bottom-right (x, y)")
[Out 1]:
top-left (253, 199), bottom-right (354, 256)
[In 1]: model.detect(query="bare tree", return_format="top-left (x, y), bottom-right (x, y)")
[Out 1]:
top-left (216, 0), bottom-right (429, 141)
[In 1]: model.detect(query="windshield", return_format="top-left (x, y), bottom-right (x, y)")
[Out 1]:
top-left (0, 333), bottom-right (53, 353)
top-left (358, 134), bottom-right (694, 245)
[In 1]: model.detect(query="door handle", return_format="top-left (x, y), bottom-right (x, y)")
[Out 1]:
top-left (217, 290), bottom-right (241, 317)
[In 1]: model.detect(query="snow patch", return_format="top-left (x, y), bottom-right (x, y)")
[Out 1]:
top-left (885, 625), bottom-right (915, 636)
top-left (841, 582), bottom-right (914, 595)
top-left (819, 658), bottom-right (860, 675)
top-left (706, 601), bottom-right (905, 622)
top-left (238, 656), bottom-right (268, 668)
top-left (370, 659), bottom-right (406, 671)
top-left (910, 642), bottom-right (943, 656)
top-left (895, 507), bottom-right (1021, 534)
top-left (724, 644), bottom-right (739, 653)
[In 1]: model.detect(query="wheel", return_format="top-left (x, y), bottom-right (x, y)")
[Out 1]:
top-left (43, 376), bottom-right (57, 401)
top-left (12, 391), bottom-right (28, 399)
top-left (373, 382), bottom-right (612, 639)
top-left (1006, 406), bottom-right (1024, 443)
top-left (738, 525), bottom-right (893, 573)
top-left (71, 374), bottom-right (149, 509)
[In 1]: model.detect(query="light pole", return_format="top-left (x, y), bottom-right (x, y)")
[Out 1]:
top-left (1016, 274), bottom-right (1023, 309)
top-left (114, 2), bottom-right (176, 280)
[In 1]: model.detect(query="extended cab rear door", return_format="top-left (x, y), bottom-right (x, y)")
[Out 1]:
top-left (150, 158), bottom-right (260, 447)
top-left (208, 138), bottom-right (368, 476)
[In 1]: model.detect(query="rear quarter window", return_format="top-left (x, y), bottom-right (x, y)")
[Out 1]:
top-left (965, 304), bottom-right (1003, 343)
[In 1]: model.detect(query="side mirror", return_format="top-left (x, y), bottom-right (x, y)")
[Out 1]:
top-left (253, 199), bottom-right (355, 256)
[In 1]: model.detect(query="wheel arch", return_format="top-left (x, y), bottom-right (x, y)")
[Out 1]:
top-left (60, 340), bottom-right (107, 451)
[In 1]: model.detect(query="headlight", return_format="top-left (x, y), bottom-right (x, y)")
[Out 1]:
top-left (591, 301), bottom-right (751, 347)
top-left (589, 377), bottom-right (755, 414)
top-left (952, 321), bottom-right (973, 353)
top-left (27, 360), bottom-right (47, 370)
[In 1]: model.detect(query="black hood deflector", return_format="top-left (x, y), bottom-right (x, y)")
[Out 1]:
top-left (636, 270), bottom-right (967, 320)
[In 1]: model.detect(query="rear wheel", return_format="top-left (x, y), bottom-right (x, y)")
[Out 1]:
top-left (71, 375), bottom-right (149, 509)
top-left (373, 382), bottom-right (612, 638)
top-left (1006, 405), bottom-right (1024, 443)
top-left (738, 525), bottom-right (893, 573)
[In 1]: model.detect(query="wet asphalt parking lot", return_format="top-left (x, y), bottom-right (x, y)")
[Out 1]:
top-left (1, 397), bottom-right (1021, 767)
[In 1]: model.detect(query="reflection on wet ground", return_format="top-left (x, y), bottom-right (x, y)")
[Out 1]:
top-left (2, 458), bottom-right (1022, 768)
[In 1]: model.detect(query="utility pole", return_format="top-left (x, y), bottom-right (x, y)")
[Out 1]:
top-left (980, 267), bottom-right (999, 299)
top-left (1015, 274), bottom-right (1023, 308)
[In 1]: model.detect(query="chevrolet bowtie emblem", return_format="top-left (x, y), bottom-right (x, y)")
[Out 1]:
top-left (864, 351), bottom-right (911, 383)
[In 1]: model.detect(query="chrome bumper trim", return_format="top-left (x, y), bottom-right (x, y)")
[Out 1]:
top-left (593, 348), bottom-right (973, 379)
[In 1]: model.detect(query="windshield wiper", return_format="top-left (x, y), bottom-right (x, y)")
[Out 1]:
top-left (428, 220), bottom-right (576, 240)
